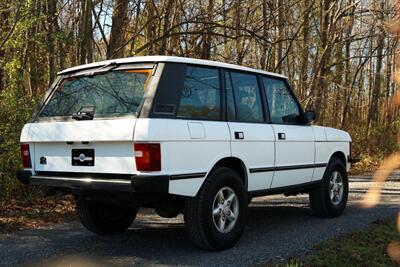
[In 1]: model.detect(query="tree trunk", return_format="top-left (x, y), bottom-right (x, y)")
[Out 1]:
top-left (169, 2), bottom-right (181, 55)
top-left (46, 0), bottom-right (57, 85)
top-left (275, 0), bottom-right (284, 72)
top-left (260, 0), bottom-right (269, 70)
top-left (79, 0), bottom-right (93, 64)
top-left (0, 1), bottom-right (11, 92)
top-left (367, 1), bottom-right (385, 129)
top-left (299, 2), bottom-right (311, 100)
top-left (201, 0), bottom-right (214, 59)
top-left (340, 1), bottom-right (356, 129)
top-left (159, 0), bottom-right (175, 55)
top-left (234, 0), bottom-right (243, 64)
top-left (145, 1), bottom-right (156, 55)
top-left (333, 32), bottom-right (344, 128)
top-left (310, 0), bottom-right (331, 124)
top-left (107, 0), bottom-right (129, 59)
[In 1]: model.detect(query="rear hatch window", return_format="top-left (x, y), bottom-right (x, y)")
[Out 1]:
top-left (39, 69), bottom-right (151, 119)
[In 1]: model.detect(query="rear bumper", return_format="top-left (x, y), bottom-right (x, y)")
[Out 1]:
top-left (16, 170), bottom-right (169, 194)
top-left (348, 157), bottom-right (360, 164)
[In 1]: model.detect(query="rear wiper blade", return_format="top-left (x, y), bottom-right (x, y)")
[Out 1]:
top-left (66, 62), bottom-right (119, 79)
top-left (72, 106), bottom-right (95, 121)
top-left (72, 113), bottom-right (93, 120)
top-left (87, 61), bottom-right (118, 76)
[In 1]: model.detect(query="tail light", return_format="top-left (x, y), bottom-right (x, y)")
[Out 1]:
top-left (134, 143), bottom-right (161, 171)
top-left (20, 143), bottom-right (32, 168)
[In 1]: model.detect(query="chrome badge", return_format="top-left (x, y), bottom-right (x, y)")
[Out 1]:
top-left (74, 153), bottom-right (93, 162)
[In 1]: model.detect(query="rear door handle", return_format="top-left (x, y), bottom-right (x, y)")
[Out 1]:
top-left (234, 131), bottom-right (244, 139)
top-left (278, 133), bottom-right (286, 140)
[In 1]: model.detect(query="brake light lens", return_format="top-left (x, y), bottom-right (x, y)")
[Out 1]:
top-left (134, 143), bottom-right (161, 171)
top-left (20, 143), bottom-right (32, 168)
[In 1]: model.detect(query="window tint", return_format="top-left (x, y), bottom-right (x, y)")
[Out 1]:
top-left (40, 70), bottom-right (150, 118)
top-left (176, 66), bottom-right (220, 120)
top-left (229, 72), bottom-right (264, 123)
top-left (262, 77), bottom-right (301, 124)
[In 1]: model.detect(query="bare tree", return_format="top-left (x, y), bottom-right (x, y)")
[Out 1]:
top-left (79, 0), bottom-right (93, 64)
top-left (107, 0), bottom-right (129, 59)
top-left (367, 0), bottom-right (386, 131)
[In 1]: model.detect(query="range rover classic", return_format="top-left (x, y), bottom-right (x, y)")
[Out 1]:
top-left (17, 56), bottom-right (353, 251)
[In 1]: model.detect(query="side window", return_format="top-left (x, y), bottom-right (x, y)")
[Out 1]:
top-left (262, 77), bottom-right (301, 124)
top-left (229, 72), bottom-right (264, 123)
top-left (176, 66), bottom-right (220, 120)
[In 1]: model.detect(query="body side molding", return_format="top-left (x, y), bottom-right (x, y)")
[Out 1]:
top-left (249, 163), bottom-right (327, 173)
top-left (170, 172), bottom-right (207, 180)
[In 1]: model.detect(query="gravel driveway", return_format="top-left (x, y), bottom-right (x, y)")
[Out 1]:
top-left (1, 171), bottom-right (399, 267)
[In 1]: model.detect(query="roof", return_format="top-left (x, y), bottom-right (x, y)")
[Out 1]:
top-left (57, 56), bottom-right (287, 78)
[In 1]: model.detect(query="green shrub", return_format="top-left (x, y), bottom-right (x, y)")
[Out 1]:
top-left (0, 89), bottom-right (38, 203)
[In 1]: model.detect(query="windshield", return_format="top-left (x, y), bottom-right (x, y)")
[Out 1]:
top-left (39, 70), bottom-right (151, 118)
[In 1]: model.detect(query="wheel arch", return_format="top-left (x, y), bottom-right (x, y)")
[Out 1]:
top-left (208, 157), bottom-right (248, 190)
top-left (330, 151), bottom-right (347, 166)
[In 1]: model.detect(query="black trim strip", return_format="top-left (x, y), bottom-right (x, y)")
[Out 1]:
top-left (35, 171), bottom-right (132, 180)
top-left (170, 172), bottom-right (207, 180)
top-left (35, 171), bottom-right (209, 181)
top-left (131, 175), bottom-right (169, 193)
top-left (249, 163), bottom-right (327, 173)
top-left (249, 167), bottom-right (275, 173)
top-left (314, 163), bottom-right (328, 168)
top-left (249, 180), bottom-right (322, 197)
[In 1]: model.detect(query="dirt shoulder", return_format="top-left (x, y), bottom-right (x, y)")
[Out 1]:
top-left (0, 195), bottom-right (76, 234)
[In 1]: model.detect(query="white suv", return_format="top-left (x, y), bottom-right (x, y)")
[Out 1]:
top-left (17, 56), bottom-right (353, 251)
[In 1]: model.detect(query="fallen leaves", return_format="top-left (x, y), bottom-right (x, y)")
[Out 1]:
top-left (0, 195), bottom-right (76, 233)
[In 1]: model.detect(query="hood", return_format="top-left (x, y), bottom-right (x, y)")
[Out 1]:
top-left (324, 127), bottom-right (352, 142)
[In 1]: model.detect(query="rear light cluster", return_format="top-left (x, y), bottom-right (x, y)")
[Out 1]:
top-left (134, 143), bottom-right (161, 171)
top-left (20, 143), bottom-right (32, 168)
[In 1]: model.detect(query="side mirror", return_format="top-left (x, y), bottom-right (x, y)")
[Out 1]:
top-left (303, 110), bottom-right (316, 123)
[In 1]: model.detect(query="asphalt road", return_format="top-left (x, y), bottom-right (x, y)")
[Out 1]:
top-left (1, 171), bottom-right (399, 267)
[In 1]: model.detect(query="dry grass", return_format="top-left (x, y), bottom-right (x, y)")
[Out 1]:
top-left (302, 219), bottom-right (399, 267)
top-left (259, 219), bottom-right (400, 267)
top-left (349, 155), bottom-right (382, 175)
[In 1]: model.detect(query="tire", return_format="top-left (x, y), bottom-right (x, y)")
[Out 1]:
top-left (184, 167), bottom-right (248, 251)
top-left (309, 157), bottom-right (349, 217)
top-left (76, 198), bottom-right (137, 235)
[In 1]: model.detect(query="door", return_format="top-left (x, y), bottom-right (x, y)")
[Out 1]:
top-left (225, 71), bottom-right (275, 191)
top-left (149, 65), bottom-right (231, 196)
top-left (261, 77), bottom-right (315, 188)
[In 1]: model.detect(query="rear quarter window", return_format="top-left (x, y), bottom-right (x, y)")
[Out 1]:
top-left (176, 66), bottom-right (221, 120)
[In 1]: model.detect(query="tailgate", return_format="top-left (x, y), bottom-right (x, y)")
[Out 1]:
top-left (21, 118), bottom-right (137, 174)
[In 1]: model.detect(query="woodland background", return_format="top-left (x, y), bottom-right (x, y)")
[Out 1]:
top-left (0, 0), bottom-right (399, 202)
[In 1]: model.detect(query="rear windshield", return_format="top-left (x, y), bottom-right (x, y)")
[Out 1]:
top-left (39, 70), bottom-right (151, 118)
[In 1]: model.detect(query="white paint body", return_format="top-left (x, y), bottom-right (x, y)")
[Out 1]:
top-left (21, 117), bottom-right (351, 196)
top-left (20, 56), bottom-right (352, 197)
